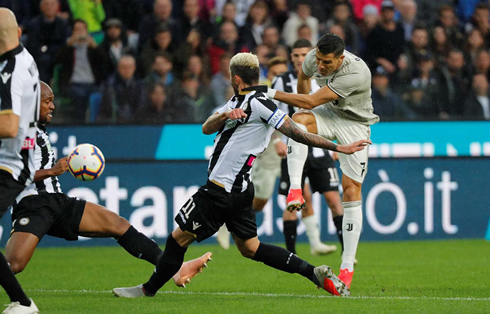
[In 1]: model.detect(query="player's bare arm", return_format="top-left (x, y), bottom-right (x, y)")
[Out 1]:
top-left (202, 109), bottom-right (247, 134)
top-left (33, 157), bottom-right (69, 182)
top-left (296, 68), bottom-right (312, 95)
top-left (278, 117), bottom-right (371, 154)
top-left (0, 113), bottom-right (19, 138)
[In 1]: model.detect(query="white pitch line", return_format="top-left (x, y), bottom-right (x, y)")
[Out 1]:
top-left (26, 289), bottom-right (490, 302)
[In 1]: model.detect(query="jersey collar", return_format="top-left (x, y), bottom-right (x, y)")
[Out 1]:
top-left (0, 44), bottom-right (24, 63)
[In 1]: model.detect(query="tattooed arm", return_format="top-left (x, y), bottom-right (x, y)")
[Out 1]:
top-left (277, 117), bottom-right (371, 154)
top-left (202, 108), bottom-right (247, 134)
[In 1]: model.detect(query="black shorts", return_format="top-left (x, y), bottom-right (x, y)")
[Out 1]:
top-left (175, 180), bottom-right (257, 242)
top-left (11, 193), bottom-right (86, 241)
top-left (0, 170), bottom-right (26, 218)
top-left (278, 148), bottom-right (340, 196)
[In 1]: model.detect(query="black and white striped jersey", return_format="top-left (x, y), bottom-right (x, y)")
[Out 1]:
top-left (16, 126), bottom-right (61, 202)
top-left (0, 44), bottom-right (40, 185)
top-left (208, 91), bottom-right (287, 193)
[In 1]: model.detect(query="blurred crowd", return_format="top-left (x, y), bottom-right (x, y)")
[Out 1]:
top-left (2, 0), bottom-right (490, 124)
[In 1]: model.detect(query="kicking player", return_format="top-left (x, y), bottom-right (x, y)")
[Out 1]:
top-left (112, 52), bottom-right (370, 298)
top-left (5, 82), bottom-right (211, 289)
top-left (274, 39), bottom-right (343, 256)
top-left (245, 33), bottom-right (379, 289)
top-left (0, 8), bottom-right (40, 314)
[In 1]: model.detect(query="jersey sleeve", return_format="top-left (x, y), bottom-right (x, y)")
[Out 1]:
top-left (301, 49), bottom-right (316, 77)
top-left (216, 101), bottom-right (230, 114)
top-left (327, 70), bottom-right (363, 99)
top-left (252, 95), bottom-right (287, 130)
top-left (0, 63), bottom-right (23, 116)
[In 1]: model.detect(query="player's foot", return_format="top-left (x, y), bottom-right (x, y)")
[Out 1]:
top-left (311, 243), bottom-right (337, 256)
top-left (112, 284), bottom-right (154, 298)
top-left (2, 299), bottom-right (39, 314)
top-left (313, 265), bottom-right (350, 297)
top-left (217, 225), bottom-right (230, 249)
top-left (338, 268), bottom-right (354, 289)
top-left (286, 188), bottom-right (305, 212)
top-left (173, 252), bottom-right (213, 288)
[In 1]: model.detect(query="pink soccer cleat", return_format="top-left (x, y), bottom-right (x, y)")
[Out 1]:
top-left (338, 268), bottom-right (354, 289)
top-left (286, 188), bottom-right (305, 212)
top-left (313, 265), bottom-right (350, 297)
top-left (173, 252), bottom-right (213, 288)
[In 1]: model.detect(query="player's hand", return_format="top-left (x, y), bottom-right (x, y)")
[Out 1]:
top-left (331, 151), bottom-right (339, 161)
top-left (337, 140), bottom-right (372, 155)
top-left (225, 108), bottom-right (247, 120)
top-left (242, 85), bottom-right (277, 99)
top-left (275, 141), bottom-right (287, 157)
top-left (51, 157), bottom-right (69, 176)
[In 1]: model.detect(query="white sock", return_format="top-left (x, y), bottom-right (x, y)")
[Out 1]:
top-left (341, 201), bottom-right (362, 272)
top-left (302, 215), bottom-right (321, 247)
top-left (287, 123), bottom-right (308, 189)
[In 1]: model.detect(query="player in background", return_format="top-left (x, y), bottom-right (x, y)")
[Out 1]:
top-left (0, 8), bottom-right (40, 314)
top-left (244, 33), bottom-right (379, 290)
top-left (113, 52), bottom-right (370, 298)
top-left (216, 56), bottom-right (290, 250)
top-left (5, 82), bottom-right (211, 289)
top-left (273, 39), bottom-right (342, 256)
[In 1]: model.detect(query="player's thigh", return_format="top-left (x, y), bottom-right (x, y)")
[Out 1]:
top-left (11, 195), bottom-right (56, 241)
top-left (225, 183), bottom-right (258, 241)
top-left (291, 110), bottom-right (318, 134)
top-left (5, 232), bottom-right (40, 273)
top-left (78, 201), bottom-right (130, 238)
top-left (251, 164), bottom-right (280, 200)
top-left (309, 106), bottom-right (338, 140)
top-left (0, 170), bottom-right (25, 217)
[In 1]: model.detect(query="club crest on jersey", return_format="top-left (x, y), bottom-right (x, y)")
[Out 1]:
top-left (19, 218), bottom-right (30, 226)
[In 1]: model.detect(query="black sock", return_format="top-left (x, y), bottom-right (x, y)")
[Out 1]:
top-left (333, 215), bottom-right (344, 252)
top-left (117, 226), bottom-right (163, 265)
top-left (252, 242), bottom-right (319, 286)
top-left (283, 220), bottom-right (298, 254)
top-left (143, 234), bottom-right (187, 295)
top-left (0, 252), bottom-right (31, 306)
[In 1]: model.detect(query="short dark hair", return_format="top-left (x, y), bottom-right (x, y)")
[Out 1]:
top-left (154, 51), bottom-right (173, 63)
top-left (316, 33), bottom-right (344, 57)
top-left (267, 56), bottom-right (288, 70)
top-left (72, 18), bottom-right (88, 29)
top-left (292, 38), bottom-right (312, 50)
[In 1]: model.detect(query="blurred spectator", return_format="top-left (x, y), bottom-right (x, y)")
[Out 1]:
top-left (429, 25), bottom-right (451, 67)
top-left (358, 4), bottom-right (379, 56)
top-left (269, 0), bottom-right (289, 33)
top-left (144, 52), bottom-right (175, 88)
top-left (365, 1), bottom-right (406, 75)
top-left (98, 18), bottom-right (136, 79)
top-left (215, 1), bottom-right (237, 26)
top-left (328, 24), bottom-right (346, 42)
top-left (215, 0), bottom-right (255, 27)
top-left (434, 5), bottom-right (464, 49)
top-left (174, 29), bottom-right (209, 73)
top-left (67, 0), bottom-right (106, 40)
top-left (457, 0), bottom-right (486, 24)
top-left (186, 54), bottom-right (211, 86)
top-left (182, 0), bottom-right (209, 39)
top-left (402, 24), bottom-right (429, 71)
top-left (465, 3), bottom-right (490, 46)
top-left (208, 21), bottom-right (249, 74)
top-left (55, 19), bottom-right (104, 121)
top-left (262, 26), bottom-right (283, 52)
top-left (297, 24), bottom-right (313, 44)
top-left (371, 66), bottom-right (414, 120)
top-left (398, 0), bottom-right (417, 42)
top-left (13, 0), bottom-right (70, 31)
top-left (416, 0), bottom-right (454, 25)
top-left (102, 0), bottom-right (143, 33)
top-left (239, 1), bottom-right (272, 50)
top-left (210, 53), bottom-right (232, 107)
top-left (138, 0), bottom-right (181, 53)
top-left (137, 83), bottom-right (172, 124)
top-left (140, 25), bottom-right (174, 76)
top-left (25, 0), bottom-right (71, 82)
top-left (274, 45), bottom-right (290, 63)
top-left (463, 29), bottom-right (485, 65)
top-left (463, 73), bottom-right (490, 119)
top-left (322, 1), bottom-right (360, 55)
top-left (98, 55), bottom-right (144, 123)
top-left (265, 56), bottom-right (288, 86)
top-left (282, 0), bottom-right (319, 46)
top-left (255, 44), bottom-right (271, 83)
top-left (351, 0), bottom-right (382, 22)
top-left (473, 48), bottom-right (490, 81)
top-left (404, 78), bottom-right (440, 119)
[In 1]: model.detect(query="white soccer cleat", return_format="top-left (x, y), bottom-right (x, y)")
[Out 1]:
top-left (217, 225), bottom-right (230, 250)
top-left (311, 243), bottom-right (337, 256)
top-left (313, 265), bottom-right (350, 297)
top-left (112, 284), bottom-right (150, 298)
top-left (2, 299), bottom-right (39, 314)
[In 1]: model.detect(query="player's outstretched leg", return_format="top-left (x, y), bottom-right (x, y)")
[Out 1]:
top-left (286, 123), bottom-right (308, 212)
top-left (172, 252), bottom-right (212, 287)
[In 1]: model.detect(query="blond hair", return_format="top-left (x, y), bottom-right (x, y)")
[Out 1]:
top-left (229, 53), bottom-right (260, 85)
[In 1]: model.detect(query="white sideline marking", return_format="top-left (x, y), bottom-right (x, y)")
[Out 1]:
top-left (26, 289), bottom-right (490, 302)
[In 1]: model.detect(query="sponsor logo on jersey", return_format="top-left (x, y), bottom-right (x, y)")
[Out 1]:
top-left (22, 138), bottom-right (35, 150)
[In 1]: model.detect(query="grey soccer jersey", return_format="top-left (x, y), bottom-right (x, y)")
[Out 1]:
top-left (0, 44), bottom-right (40, 185)
top-left (302, 48), bottom-right (379, 125)
top-left (208, 91), bottom-right (287, 193)
top-left (16, 126), bottom-right (62, 203)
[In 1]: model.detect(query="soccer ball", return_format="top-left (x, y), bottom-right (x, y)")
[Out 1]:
top-left (67, 144), bottom-right (105, 181)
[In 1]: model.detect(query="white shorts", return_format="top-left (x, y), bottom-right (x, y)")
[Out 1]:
top-left (311, 106), bottom-right (371, 183)
top-left (251, 158), bottom-right (281, 199)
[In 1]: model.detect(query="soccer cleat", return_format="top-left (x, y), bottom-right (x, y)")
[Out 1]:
top-left (112, 284), bottom-right (152, 298)
top-left (311, 243), bottom-right (337, 256)
top-left (338, 268), bottom-right (354, 289)
top-left (313, 265), bottom-right (350, 297)
top-left (2, 299), bottom-right (39, 314)
top-left (216, 225), bottom-right (230, 250)
top-left (173, 252), bottom-right (213, 288)
top-left (286, 188), bottom-right (305, 212)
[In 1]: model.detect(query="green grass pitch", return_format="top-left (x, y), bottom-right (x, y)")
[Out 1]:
top-left (1, 239), bottom-right (489, 313)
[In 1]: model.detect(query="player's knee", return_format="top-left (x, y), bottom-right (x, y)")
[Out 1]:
top-left (236, 244), bottom-right (256, 259)
top-left (8, 258), bottom-right (27, 274)
top-left (110, 216), bottom-right (131, 237)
